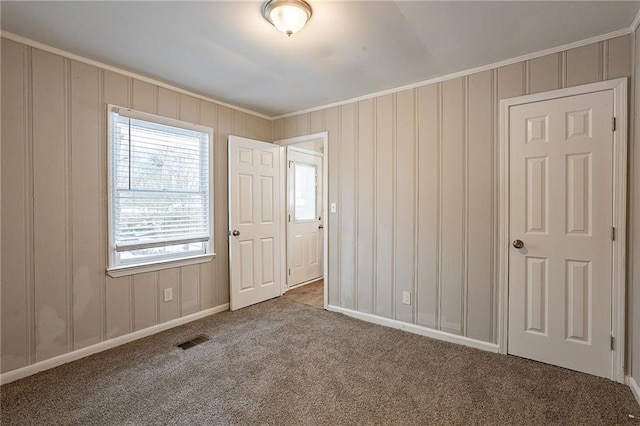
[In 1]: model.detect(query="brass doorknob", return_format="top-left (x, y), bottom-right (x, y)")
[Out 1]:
top-left (512, 239), bottom-right (524, 249)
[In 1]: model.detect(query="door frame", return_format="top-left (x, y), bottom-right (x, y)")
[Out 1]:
top-left (497, 78), bottom-right (628, 383)
top-left (275, 132), bottom-right (329, 309)
top-left (286, 146), bottom-right (324, 288)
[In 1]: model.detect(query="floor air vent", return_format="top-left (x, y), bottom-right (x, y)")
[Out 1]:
top-left (177, 334), bottom-right (210, 350)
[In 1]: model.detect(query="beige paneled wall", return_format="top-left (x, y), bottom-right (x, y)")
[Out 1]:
top-left (1, 33), bottom-right (635, 376)
top-left (274, 35), bottom-right (633, 344)
top-left (633, 29), bottom-right (640, 386)
top-left (0, 38), bottom-right (272, 373)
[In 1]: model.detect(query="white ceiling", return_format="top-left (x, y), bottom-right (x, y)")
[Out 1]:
top-left (2, 1), bottom-right (639, 117)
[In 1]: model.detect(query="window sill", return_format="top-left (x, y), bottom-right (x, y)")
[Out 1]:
top-left (107, 253), bottom-right (216, 278)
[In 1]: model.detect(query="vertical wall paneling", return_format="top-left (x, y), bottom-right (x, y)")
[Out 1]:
top-left (104, 71), bottom-right (133, 339)
top-left (325, 107), bottom-right (340, 306)
top-left (232, 110), bottom-right (247, 138)
top-left (466, 71), bottom-right (494, 342)
top-left (356, 99), bottom-right (375, 313)
top-left (273, 119), bottom-right (283, 141)
top-left (632, 28), bottom-right (640, 386)
top-left (65, 58), bottom-right (73, 353)
top-left (98, 69), bottom-right (107, 341)
top-left (1, 40), bottom-right (30, 372)
top-left (158, 87), bottom-right (179, 118)
top-left (70, 60), bottom-right (102, 350)
top-left (528, 53), bottom-right (561, 94)
top-left (339, 104), bottom-right (357, 309)
top-left (607, 35), bottom-right (633, 80)
top-left (133, 272), bottom-right (157, 331)
top-left (566, 42), bottom-right (602, 87)
top-left (375, 95), bottom-right (394, 318)
top-left (132, 80), bottom-right (156, 113)
top-left (2, 35), bottom-right (634, 375)
top-left (394, 90), bottom-right (416, 324)
top-left (179, 94), bottom-right (199, 124)
top-left (264, 36), bottom-right (631, 344)
top-left (260, 118), bottom-right (273, 142)
top-left (310, 110), bottom-right (325, 134)
top-left (32, 50), bottom-right (69, 361)
top-left (1, 38), bottom-right (271, 375)
top-left (181, 266), bottom-right (200, 316)
top-left (199, 260), bottom-right (216, 311)
top-left (246, 115), bottom-right (260, 140)
top-left (158, 269), bottom-right (179, 323)
top-left (105, 277), bottom-right (131, 339)
top-left (177, 94), bottom-right (202, 315)
top-left (103, 71), bottom-right (131, 108)
top-left (296, 114), bottom-right (311, 137)
top-left (416, 84), bottom-right (439, 329)
top-left (199, 101), bottom-right (218, 310)
top-left (497, 63), bottom-right (525, 101)
top-left (283, 116), bottom-right (297, 139)
top-left (217, 106), bottom-right (232, 305)
top-left (439, 78), bottom-right (465, 335)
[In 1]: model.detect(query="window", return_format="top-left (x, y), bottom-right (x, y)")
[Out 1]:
top-left (107, 105), bottom-right (214, 275)
top-left (294, 162), bottom-right (317, 221)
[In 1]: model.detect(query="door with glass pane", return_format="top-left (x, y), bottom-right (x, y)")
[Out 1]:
top-left (287, 148), bottom-right (323, 287)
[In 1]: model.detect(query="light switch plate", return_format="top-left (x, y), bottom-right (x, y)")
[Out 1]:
top-left (331, 202), bottom-right (337, 213)
top-left (164, 288), bottom-right (173, 302)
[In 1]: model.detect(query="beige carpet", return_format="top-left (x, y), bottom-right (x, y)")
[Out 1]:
top-left (2, 297), bottom-right (639, 425)
top-left (283, 279), bottom-right (324, 308)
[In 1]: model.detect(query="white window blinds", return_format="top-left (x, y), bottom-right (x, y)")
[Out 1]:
top-left (109, 107), bottom-right (212, 267)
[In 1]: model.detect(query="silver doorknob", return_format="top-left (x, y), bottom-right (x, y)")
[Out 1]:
top-left (512, 239), bottom-right (524, 249)
top-left (232, 230), bottom-right (240, 237)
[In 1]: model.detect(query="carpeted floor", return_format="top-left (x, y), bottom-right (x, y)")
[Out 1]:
top-left (283, 279), bottom-right (324, 308)
top-left (2, 297), bottom-right (639, 425)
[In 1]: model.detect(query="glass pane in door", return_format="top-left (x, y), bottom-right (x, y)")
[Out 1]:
top-left (294, 163), bottom-right (316, 221)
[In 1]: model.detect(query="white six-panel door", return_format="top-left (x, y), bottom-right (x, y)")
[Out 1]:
top-left (508, 90), bottom-right (614, 378)
top-left (229, 136), bottom-right (281, 311)
top-left (287, 148), bottom-right (323, 287)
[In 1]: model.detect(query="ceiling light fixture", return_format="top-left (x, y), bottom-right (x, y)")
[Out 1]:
top-left (262, 0), bottom-right (312, 37)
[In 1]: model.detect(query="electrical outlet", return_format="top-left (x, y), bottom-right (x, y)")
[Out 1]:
top-left (164, 288), bottom-right (173, 302)
top-left (402, 291), bottom-right (411, 305)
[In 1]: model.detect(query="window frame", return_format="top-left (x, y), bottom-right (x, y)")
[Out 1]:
top-left (106, 104), bottom-right (215, 277)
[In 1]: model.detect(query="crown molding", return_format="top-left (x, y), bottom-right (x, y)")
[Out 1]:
top-left (631, 7), bottom-right (640, 32)
top-left (2, 23), bottom-right (635, 122)
top-left (272, 27), bottom-right (632, 120)
top-left (0, 31), bottom-right (272, 121)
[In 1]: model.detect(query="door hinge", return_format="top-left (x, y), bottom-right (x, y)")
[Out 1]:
top-left (612, 227), bottom-right (616, 241)
top-left (288, 214), bottom-right (291, 222)
top-left (611, 335), bottom-right (615, 351)
top-left (288, 268), bottom-right (291, 276)
top-left (612, 117), bottom-right (616, 132)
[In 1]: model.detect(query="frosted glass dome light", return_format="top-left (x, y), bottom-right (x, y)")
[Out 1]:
top-left (263, 0), bottom-right (312, 37)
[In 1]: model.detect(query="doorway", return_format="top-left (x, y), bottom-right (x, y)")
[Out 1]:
top-left (498, 78), bottom-right (627, 382)
top-left (286, 147), bottom-right (323, 288)
top-left (276, 132), bottom-right (329, 309)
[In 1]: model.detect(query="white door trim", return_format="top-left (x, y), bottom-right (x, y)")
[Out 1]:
top-left (275, 132), bottom-right (329, 309)
top-left (498, 78), bottom-right (628, 383)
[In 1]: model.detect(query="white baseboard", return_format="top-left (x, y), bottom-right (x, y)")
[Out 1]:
top-left (627, 376), bottom-right (640, 407)
top-left (0, 304), bottom-right (229, 385)
top-left (326, 305), bottom-right (500, 353)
